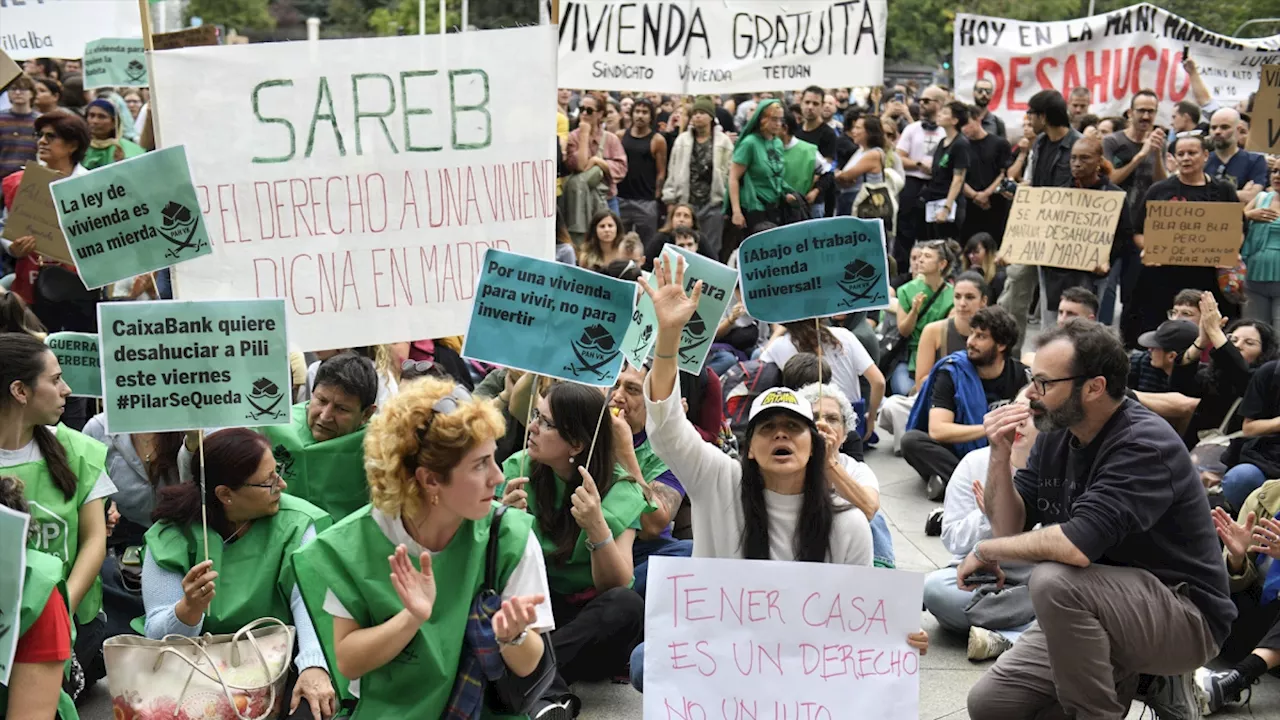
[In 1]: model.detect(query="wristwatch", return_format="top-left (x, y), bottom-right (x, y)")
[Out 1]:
top-left (498, 629), bottom-right (529, 648)
top-left (972, 540), bottom-right (990, 564)
top-left (586, 535), bottom-right (615, 553)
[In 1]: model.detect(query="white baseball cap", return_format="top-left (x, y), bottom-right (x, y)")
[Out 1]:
top-left (748, 387), bottom-right (815, 427)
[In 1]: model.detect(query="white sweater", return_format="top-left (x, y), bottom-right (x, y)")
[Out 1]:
top-left (643, 375), bottom-right (873, 565)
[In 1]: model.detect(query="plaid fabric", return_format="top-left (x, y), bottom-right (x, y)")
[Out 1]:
top-left (443, 591), bottom-right (508, 720)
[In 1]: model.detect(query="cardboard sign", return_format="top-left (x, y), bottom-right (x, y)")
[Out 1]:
top-left (0, 505), bottom-right (30, 686)
top-left (737, 217), bottom-right (891, 323)
top-left (151, 25), bottom-right (219, 51)
top-left (1000, 186), bottom-right (1126, 271)
top-left (50, 146), bottom-right (211, 290)
top-left (98, 299), bottom-right (292, 434)
top-left (1, 0), bottom-right (142, 60)
top-left (558, 0), bottom-right (887, 94)
top-left (0, 163), bottom-right (73, 266)
top-left (0, 49), bottom-right (21, 92)
top-left (621, 271), bottom-right (658, 370)
top-left (83, 38), bottom-right (148, 88)
top-left (660, 245), bottom-right (737, 375)
top-left (1248, 65), bottom-right (1280, 155)
top-left (1141, 202), bottom-right (1243, 268)
top-left (46, 332), bottom-right (102, 398)
top-left (462, 250), bottom-right (635, 387)
top-left (644, 556), bottom-right (924, 720)
top-left (149, 27), bottom-right (558, 351)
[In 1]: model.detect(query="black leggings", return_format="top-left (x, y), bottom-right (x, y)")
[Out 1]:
top-left (1219, 588), bottom-right (1280, 663)
top-left (544, 587), bottom-right (644, 698)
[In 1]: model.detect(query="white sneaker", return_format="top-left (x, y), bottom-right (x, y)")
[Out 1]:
top-left (533, 698), bottom-right (575, 720)
top-left (966, 626), bottom-right (1013, 661)
top-left (1140, 672), bottom-right (1204, 720)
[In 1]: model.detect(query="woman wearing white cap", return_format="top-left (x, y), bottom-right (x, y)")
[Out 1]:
top-left (627, 255), bottom-right (928, 691)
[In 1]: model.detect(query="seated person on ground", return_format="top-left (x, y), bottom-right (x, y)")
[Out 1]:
top-left (1220, 357), bottom-right (1280, 511)
top-left (1129, 320), bottom-right (1199, 394)
top-left (914, 271), bottom-right (990, 394)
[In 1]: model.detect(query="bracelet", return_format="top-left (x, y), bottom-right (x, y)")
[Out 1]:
top-left (1192, 342), bottom-right (1203, 350)
top-left (655, 351), bottom-right (676, 359)
top-left (587, 535), bottom-right (615, 552)
top-left (972, 540), bottom-right (990, 564)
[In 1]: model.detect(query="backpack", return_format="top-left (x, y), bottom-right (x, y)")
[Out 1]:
top-left (852, 149), bottom-right (902, 239)
top-left (720, 360), bottom-right (782, 441)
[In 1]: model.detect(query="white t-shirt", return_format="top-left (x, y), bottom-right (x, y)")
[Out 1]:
top-left (760, 327), bottom-right (873, 403)
top-left (0, 432), bottom-right (116, 504)
top-left (838, 454), bottom-right (880, 493)
top-left (897, 121), bottom-right (946, 181)
top-left (323, 507), bottom-right (554, 697)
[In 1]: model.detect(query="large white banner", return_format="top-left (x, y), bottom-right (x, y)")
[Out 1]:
top-left (557, 0), bottom-right (887, 94)
top-left (954, 2), bottom-right (1280, 132)
top-left (1, 0), bottom-right (142, 60)
top-left (644, 557), bottom-right (924, 719)
top-left (150, 28), bottom-right (558, 351)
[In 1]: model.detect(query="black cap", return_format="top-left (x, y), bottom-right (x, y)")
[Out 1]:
top-left (1138, 320), bottom-right (1199, 353)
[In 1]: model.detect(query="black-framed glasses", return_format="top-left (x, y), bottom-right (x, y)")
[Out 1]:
top-left (580, 106), bottom-right (596, 115)
top-left (530, 407), bottom-right (557, 431)
top-left (1025, 368), bottom-right (1087, 395)
top-left (245, 470), bottom-right (284, 494)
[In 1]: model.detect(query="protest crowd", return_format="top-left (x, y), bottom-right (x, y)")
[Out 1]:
top-left (6, 2), bottom-right (1280, 720)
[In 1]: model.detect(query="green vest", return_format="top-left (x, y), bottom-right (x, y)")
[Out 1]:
top-left (261, 403), bottom-right (369, 521)
top-left (142, 494), bottom-right (331, 635)
top-left (292, 504), bottom-right (533, 719)
top-left (782, 138), bottom-right (818, 195)
top-left (500, 451), bottom-right (650, 596)
top-left (4, 425), bottom-right (108, 624)
top-left (0, 549), bottom-right (79, 720)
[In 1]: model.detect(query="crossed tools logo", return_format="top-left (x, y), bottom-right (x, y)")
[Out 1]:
top-left (158, 201), bottom-right (206, 259)
top-left (678, 310), bottom-right (707, 363)
top-left (124, 59), bottom-right (147, 83)
top-left (565, 323), bottom-right (621, 380)
top-left (837, 259), bottom-right (885, 308)
top-left (272, 444), bottom-right (296, 480)
top-left (246, 378), bottom-right (286, 421)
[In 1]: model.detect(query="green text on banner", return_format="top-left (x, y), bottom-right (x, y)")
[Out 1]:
top-left (46, 332), bottom-right (102, 398)
top-left (621, 271), bottom-right (658, 370)
top-left (660, 245), bottom-right (738, 375)
top-left (462, 250), bottom-right (635, 387)
top-left (147, 27), bottom-right (558, 351)
top-left (644, 556), bottom-right (924, 719)
top-left (0, 504), bottom-right (30, 685)
top-left (50, 146), bottom-right (211, 290)
top-left (737, 217), bottom-right (891, 323)
top-left (83, 38), bottom-right (147, 88)
top-left (98, 299), bottom-right (291, 434)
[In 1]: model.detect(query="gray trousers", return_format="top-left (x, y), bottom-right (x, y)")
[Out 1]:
top-left (998, 263), bottom-right (1039, 355)
top-left (694, 201), bottom-right (726, 260)
top-left (967, 563), bottom-right (1217, 720)
top-left (617, 197), bottom-right (660, 249)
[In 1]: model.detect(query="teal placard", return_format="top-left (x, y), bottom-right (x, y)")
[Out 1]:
top-left (621, 271), bottom-right (656, 370)
top-left (0, 504), bottom-right (30, 685)
top-left (97, 299), bottom-right (292, 434)
top-left (738, 217), bottom-right (891, 323)
top-left (50, 146), bottom-right (211, 290)
top-left (83, 38), bottom-right (148, 88)
top-left (462, 250), bottom-right (635, 387)
top-left (45, 332), bottom-right (102, 398)
top-left (660, 245), bottom-right (739, 375)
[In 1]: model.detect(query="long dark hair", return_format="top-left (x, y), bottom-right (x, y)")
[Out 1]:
top-left (1227, 319), bottom-right (1280, 367)
top-left (0, 293), bottom-right (46, 335)
top-left (738, 413), bottom-right (841, 562)
top-left (152, 429), bottom-right (270, 536)
top-left (0, 334), bottom-right (76, 500)
top-left (530, 383), bottom-right (624, 564)
top-left (147, 433), bottom-right (186, 487)
top-left (784, 320), bottom-right (839, 355)
top-left (860, 114), bottom-right (887, 152)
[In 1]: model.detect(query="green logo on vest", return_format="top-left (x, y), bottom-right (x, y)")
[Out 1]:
top-left (28, 501), bottom-right (68, 561)
top-left (272, 444), bottom-right (296, 479)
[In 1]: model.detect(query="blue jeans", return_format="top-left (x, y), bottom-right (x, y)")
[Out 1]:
top-left (707, 348), bottom-right (740, 377)
top-left (608, 196), bottom-right (620, 215)
top-left (630, 642), bottom-right (646, 691)
top-left (1223, 463), bottom-right (1268, 510)
top-left (870, 512), bottom-right (895, 568)
top-left (890, 361), bottom-right (913, 396)
top-left (632, 537), bottom-right (694, 598)
top-left (922, 567), bottom-right (1029, 641)
top-left (810, 202), bottom-right (825, 219)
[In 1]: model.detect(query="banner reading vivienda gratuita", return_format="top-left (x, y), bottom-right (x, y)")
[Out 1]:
top-left (462, 250), bottom-right (634, 387)
top-left (738, 217), bottom-right (890, 323)
top-left (660, 245), bottom-right (737, 375)
top-left (149, 27), bottom-right (558, 351)
top-left (557, 0), bottom-right (887, 94)
top-left (98, 300), bottom-right (292, 434)
top-left (2, 0), bottom-right (142, 60)
top-left (50, 146), bottom-right (211, 290)
top-left (644, 556), bottom-right (924, 719)
top-left (46, 332), bottom-right (102, 398)
top-left (83, 38), bottom-right (148, 88)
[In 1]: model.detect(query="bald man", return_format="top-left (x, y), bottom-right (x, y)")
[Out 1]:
top-left (1206, 108), bottom-right (1267, 203)
top-left (893, 85), bottom-right (949, 271)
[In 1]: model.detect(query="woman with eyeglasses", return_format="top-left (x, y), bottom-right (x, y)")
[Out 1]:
top-left (499, 382), bottom-right (649, 718)
top-left (292, 378), bottom-right (554, 718)
top-left (1242, 164), bottom-right (1280, 332)
top-left (143, 428), bottom-right (337, 718)
top-left (727, 98), bottom-right (796, 241)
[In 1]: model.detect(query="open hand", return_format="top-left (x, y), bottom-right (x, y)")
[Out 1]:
top-left (1212, 507), bottom-right (1254, 563)
top-left (290, 667), bottom-right (336, 718)
top-left (983, 403), bottom-right (1030, 457)
top-left (1248, 516), bottom-right (1280, 561)
top-left (638, 254), bottom-right (703, 333)
top-left (389, 545), bottom-right (436, 622)
top-left (492, 594), bottom-right (545, 644)
top-left (501, 477), bottom-right (529, 510)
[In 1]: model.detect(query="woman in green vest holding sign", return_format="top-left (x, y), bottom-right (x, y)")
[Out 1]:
top-left (500, 382), bottom-right (648, 719)
top-left (0, 476), bottom-right (78, 720)
top-left (0, 333), bottom-right (112, 702)
top-left (142, 429), bottom-right (337, 718)
top-left (726, 98), bottom-right (796, 240)
top-left (293, 378), bottom-right (554, 719)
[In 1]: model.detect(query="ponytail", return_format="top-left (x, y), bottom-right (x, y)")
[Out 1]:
top-left (32, 425), bottom-right (78, 500)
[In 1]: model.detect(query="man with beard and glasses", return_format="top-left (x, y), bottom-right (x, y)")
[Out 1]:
top-left (903, 306), bottom-right (1026, 500)
top-left (971, 79), bottom-right (1006, 139)
top-left (966, 319), bottom-right (1234, 720)
top-left (1205, 108), bottom-right (1268, 204)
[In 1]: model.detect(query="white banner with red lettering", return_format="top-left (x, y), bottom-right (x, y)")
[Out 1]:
top-left (954, 2), bottom-right (1280, 134)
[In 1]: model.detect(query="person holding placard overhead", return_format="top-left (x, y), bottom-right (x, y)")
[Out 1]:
top-left (0, 332), bottom-right (112, 702)
top-left (142, 428), bottom-right (337, 719)
top-left (292, 378), bottom-right (555, 719)
top-left (627, 255), bottom-right (928, 692)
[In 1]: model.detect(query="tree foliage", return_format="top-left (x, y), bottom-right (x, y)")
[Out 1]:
top-left (185, 0), bottom-right (276, 31)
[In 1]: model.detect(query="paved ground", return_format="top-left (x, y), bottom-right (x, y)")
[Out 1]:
top-left (79, 444), bottom-right (1279, 718)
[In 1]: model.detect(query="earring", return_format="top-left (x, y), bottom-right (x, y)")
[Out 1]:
top-left (568, 456), bottom-right (576, 465)
top-left (431, 493), bottom-right (440, 507)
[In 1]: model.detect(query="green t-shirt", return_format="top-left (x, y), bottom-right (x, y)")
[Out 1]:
top-left (896, 278), bottom-right (954, 372)
top-left (782, 139), bottom-right (818, 196)
top-left (731, 132), bottom-right (786, 213)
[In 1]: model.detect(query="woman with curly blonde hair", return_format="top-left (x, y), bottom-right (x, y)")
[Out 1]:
top-left (292, 378), bottom-right (554, 719)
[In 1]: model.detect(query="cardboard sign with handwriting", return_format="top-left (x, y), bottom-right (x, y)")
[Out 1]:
top-left (0, 49), bottom-right (20, 92)
top-left (1247, 65), bottom-right (1280, 155)
top-left (1000, 186), bottom-right (1126, 271)
top-left (0, 163), bottom-right (74, 265)
top-left (1142, 202), bottom-right (1243, 268)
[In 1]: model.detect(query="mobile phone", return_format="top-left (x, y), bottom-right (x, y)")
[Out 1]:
top-left (1183, 45), bottom-right (1190, 61)
top-left (122, 545), bottom-right (142, 566)
top-left (893, 92), bottom-right (905, 103)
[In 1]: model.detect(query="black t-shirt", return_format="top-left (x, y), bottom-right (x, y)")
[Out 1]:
top-left (617, 131), bottom-right (658, 200)
top-left (715, 107), bottom-right (737, 135)
top-left (1104, 131), bottom-right (1157, 212)
top-left (930, 357), bottom-right (1026, 413)
top-left (1238, 359), bottom-right (1280, 476)
top-left (965, 133), bottom-right (1012, 193)
top-left (924, 134), bottom-right (972, 201)
top-left (834, 133), bottom-right (858, 170)
top-left (794, 122), bottom-right (838, 162)
top-left (1132, 176), bottom-right (1240, 234)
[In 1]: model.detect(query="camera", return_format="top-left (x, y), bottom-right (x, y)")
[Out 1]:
top-left (998, 178), bottom-right (1019, 195)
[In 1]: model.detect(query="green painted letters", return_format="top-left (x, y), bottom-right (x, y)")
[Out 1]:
top-left (352, 73), bottom-right (399, 155)
top-left (449, 69), bottom-right (491, 150)
top-left (306, 77), bottom-right (347, 158)
top-left (252, 79), bottom-right (295, 164)
top-left (400, 70), bottom-right (441, 153)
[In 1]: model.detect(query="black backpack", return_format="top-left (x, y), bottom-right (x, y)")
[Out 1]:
top-left (720, 360), bottom-right (782, 442)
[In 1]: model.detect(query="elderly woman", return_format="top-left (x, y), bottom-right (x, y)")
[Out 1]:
top-left (81, 98), bottom-right (143, 170)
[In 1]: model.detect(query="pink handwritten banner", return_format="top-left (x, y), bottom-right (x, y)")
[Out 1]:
top-left (644, 557), bottom-right (924, 719)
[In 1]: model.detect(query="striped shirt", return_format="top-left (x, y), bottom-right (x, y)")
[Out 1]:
top-left (0, 110), bottom-right (37, 180)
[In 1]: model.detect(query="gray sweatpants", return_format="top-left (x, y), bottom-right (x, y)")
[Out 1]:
top-left (998, 263), bottom-right (1038, 355)
top-left (967, 562), bottom-right (1217, 720)
top-left (617, 197), bottom-right (660, 249)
